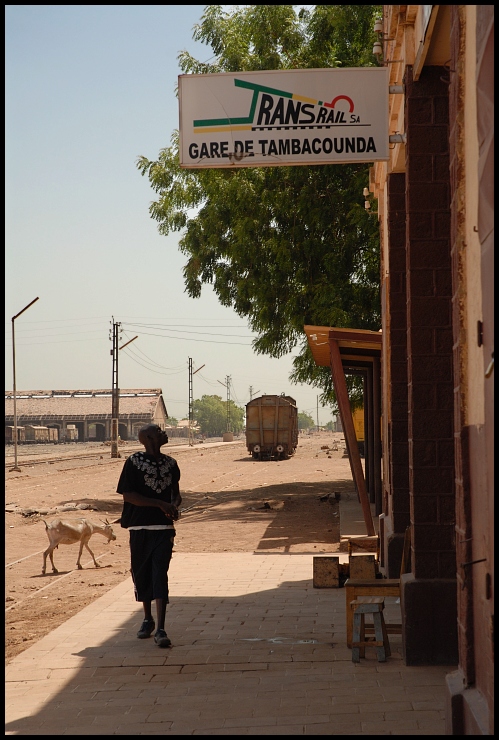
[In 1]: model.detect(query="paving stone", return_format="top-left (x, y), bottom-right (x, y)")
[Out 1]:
top-left (246, 726), bottom-right (305, 735)
top-left (362, 718), bottom-right (419, 732)
top-left (192, 729), bottom-right (250, 735)
top-left (412, 699), bottom-right (445, 710)
top-left (5, 553), bottom-right (454, 736)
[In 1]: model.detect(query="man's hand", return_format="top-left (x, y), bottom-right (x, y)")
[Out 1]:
top-left (159, 501), bottom-right (179, 521)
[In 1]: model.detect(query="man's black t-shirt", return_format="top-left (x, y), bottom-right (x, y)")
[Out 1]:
top-left (116, 451), bottom-right (181, 529)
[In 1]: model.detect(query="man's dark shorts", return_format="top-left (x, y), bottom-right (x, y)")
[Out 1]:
top-left (129, 529), bottom-right (174, 602)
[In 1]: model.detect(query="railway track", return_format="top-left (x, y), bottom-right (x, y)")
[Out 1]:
top-left (5, 439), bottom-right (242, 469)
top-left (4, 445), bottom-right (145, 469)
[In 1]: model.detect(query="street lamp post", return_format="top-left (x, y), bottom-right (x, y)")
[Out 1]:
top-left (10, 297), bottom-right (40, 472)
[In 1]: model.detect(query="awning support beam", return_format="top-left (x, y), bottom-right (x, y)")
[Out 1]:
top-left (329, 336), bottom-right (375, 536)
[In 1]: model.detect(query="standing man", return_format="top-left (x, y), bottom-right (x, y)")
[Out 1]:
top-left (117, 424), bottom-right (181, 648)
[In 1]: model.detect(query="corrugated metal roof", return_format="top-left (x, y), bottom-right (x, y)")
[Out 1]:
top-left (5, 389), bottom-right (165, 420)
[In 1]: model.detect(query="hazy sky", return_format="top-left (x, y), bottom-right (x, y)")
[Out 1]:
top-left (5, 5), bottom-right (333, 424)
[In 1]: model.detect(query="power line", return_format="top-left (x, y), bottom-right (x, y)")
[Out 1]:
top-left (125, 328), bottom-right (252, 346)
top-left (121, 331), bottom-right (186, 371)
top-left (229, 379), bottom-right (243, 407)
top-left (118, 315), bottom-right (249, 323)
top-left (122, 346), bottom-right (186, 375)
top-left (249, 386), bottom-right (261, 401)
top-left (121, 321), bottom-right (251, 329)
top-left (4, 328), bottom-right (105, 339)
top-left (122, 322), bottom-right (254, 339)
top-left (121, 348), bottom-right (186, 377)
top-left (5, 337), bottom-right (108, 347)
top-left (196, 372), bottom-right (220, 387)
top-left (3, 316), bottom-right (110, 326)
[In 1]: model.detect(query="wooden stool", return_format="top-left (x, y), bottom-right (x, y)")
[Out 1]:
top-left (345, 580), bottom-right (400, 647)
top-left (351, 597), bottom-right (391, 663)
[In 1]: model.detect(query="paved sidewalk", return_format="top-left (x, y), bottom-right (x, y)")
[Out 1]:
top-left (6, 553), bottom-right (453, 735)
top-left (339, 491), bottom-right (378, 540)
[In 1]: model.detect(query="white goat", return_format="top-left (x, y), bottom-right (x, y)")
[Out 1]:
top-left (41, 517), bottom-right (116, 575)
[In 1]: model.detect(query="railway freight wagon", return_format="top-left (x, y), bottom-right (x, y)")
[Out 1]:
top-left (245, 395), bottom-right (298, 460)
top-left (48, 427), bottom-right (59, 443)
top-left (24, 425), bottom-right (50, 443)
top-left (5, 426), bottom-right (25, 443)
top-left (65, 425), bottom-right (78, 441)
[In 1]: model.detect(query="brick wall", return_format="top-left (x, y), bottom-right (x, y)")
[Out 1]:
top-left (404, 66), bottom-right (456, 581)
top-left (387, 172), bottom-right (410, 535)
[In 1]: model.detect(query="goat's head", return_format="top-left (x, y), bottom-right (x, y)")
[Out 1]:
top-left (101, 519), bottom-right (117, 542)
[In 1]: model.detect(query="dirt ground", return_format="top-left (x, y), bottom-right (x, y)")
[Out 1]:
top-left (5, 432), bottom-right (354, 663)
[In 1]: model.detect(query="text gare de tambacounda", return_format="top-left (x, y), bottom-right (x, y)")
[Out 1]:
top-left (188, 94), bottom-right (377, 160)
top-left (188, 136), bottom-right (377, 160)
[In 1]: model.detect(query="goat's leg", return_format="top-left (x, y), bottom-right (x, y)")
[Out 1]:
top-left (76, 541), bottom-right (85, 569)
top-left (49, 549), bottom-right (58, 573)
top-left (85, 541), bottom-right (100, 568)
top-left (43, 547), bottom-right (58, 574)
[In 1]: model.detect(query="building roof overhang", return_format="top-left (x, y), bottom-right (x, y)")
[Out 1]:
top-left (304, 325), bottom-right (382, 368)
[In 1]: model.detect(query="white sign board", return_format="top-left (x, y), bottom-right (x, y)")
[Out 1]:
top-left (179, 68), bottom-right (389, 168)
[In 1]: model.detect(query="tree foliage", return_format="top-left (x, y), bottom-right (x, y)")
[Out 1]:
top-left (193, 394), bottom-right (245, 436)
top-left (297, 411), bottom-right (315, 430)
top-left (137, 5), bottom-right (381, 410)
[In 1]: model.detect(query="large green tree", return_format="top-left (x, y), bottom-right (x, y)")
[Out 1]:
top-left (193, 394), bottom-right (245, 436)
top-left (297, 411), bottom-right (315, 430)
top-left (138, 5), bottom-right (381, 409)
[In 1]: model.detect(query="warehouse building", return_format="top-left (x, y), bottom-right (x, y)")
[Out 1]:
top-left (4, 389), bottom-right (168, 443)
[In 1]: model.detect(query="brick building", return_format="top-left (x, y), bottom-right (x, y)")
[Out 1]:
top-left (305, 6), bottom-right (493, 735)
top-left (5, 389), bottom-right (169, 442)
top-left (370, 6), bottom-right (494, 734)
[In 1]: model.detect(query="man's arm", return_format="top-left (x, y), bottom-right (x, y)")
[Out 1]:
top-left (122, 491), bottom-right (179, 520)
top-left (171, 481), bottom-right (182, 509)
top-left (171, 462), bottom-right (182, 508)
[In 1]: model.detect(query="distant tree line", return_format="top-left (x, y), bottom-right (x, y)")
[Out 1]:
top-left (193, 395), bottom-right (245, 436)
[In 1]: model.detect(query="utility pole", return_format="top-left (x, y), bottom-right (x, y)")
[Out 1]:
top-left (110, 318), bottom-right (137, 458)
top-left (188, 358), bottom-right (193, 446)
top-left (217, 375), bottom-right (232, 433)
top-left (317, 395), bottom-right (320, 431)
top-left (188, 359), bottom-right (205, 446)
top-left (226, 375), bottom-right (231, 432)
top-left (110, 319), bottom-right (121, 458)
top-left (249, 385), bottom-right (260, 401)
top-left (10, 297), bottom-right (40, 472)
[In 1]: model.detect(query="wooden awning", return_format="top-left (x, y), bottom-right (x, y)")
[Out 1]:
top-left (304, 326), bottom-right (382, 366)
top-left (304, 326), bottom-right (382, 537)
